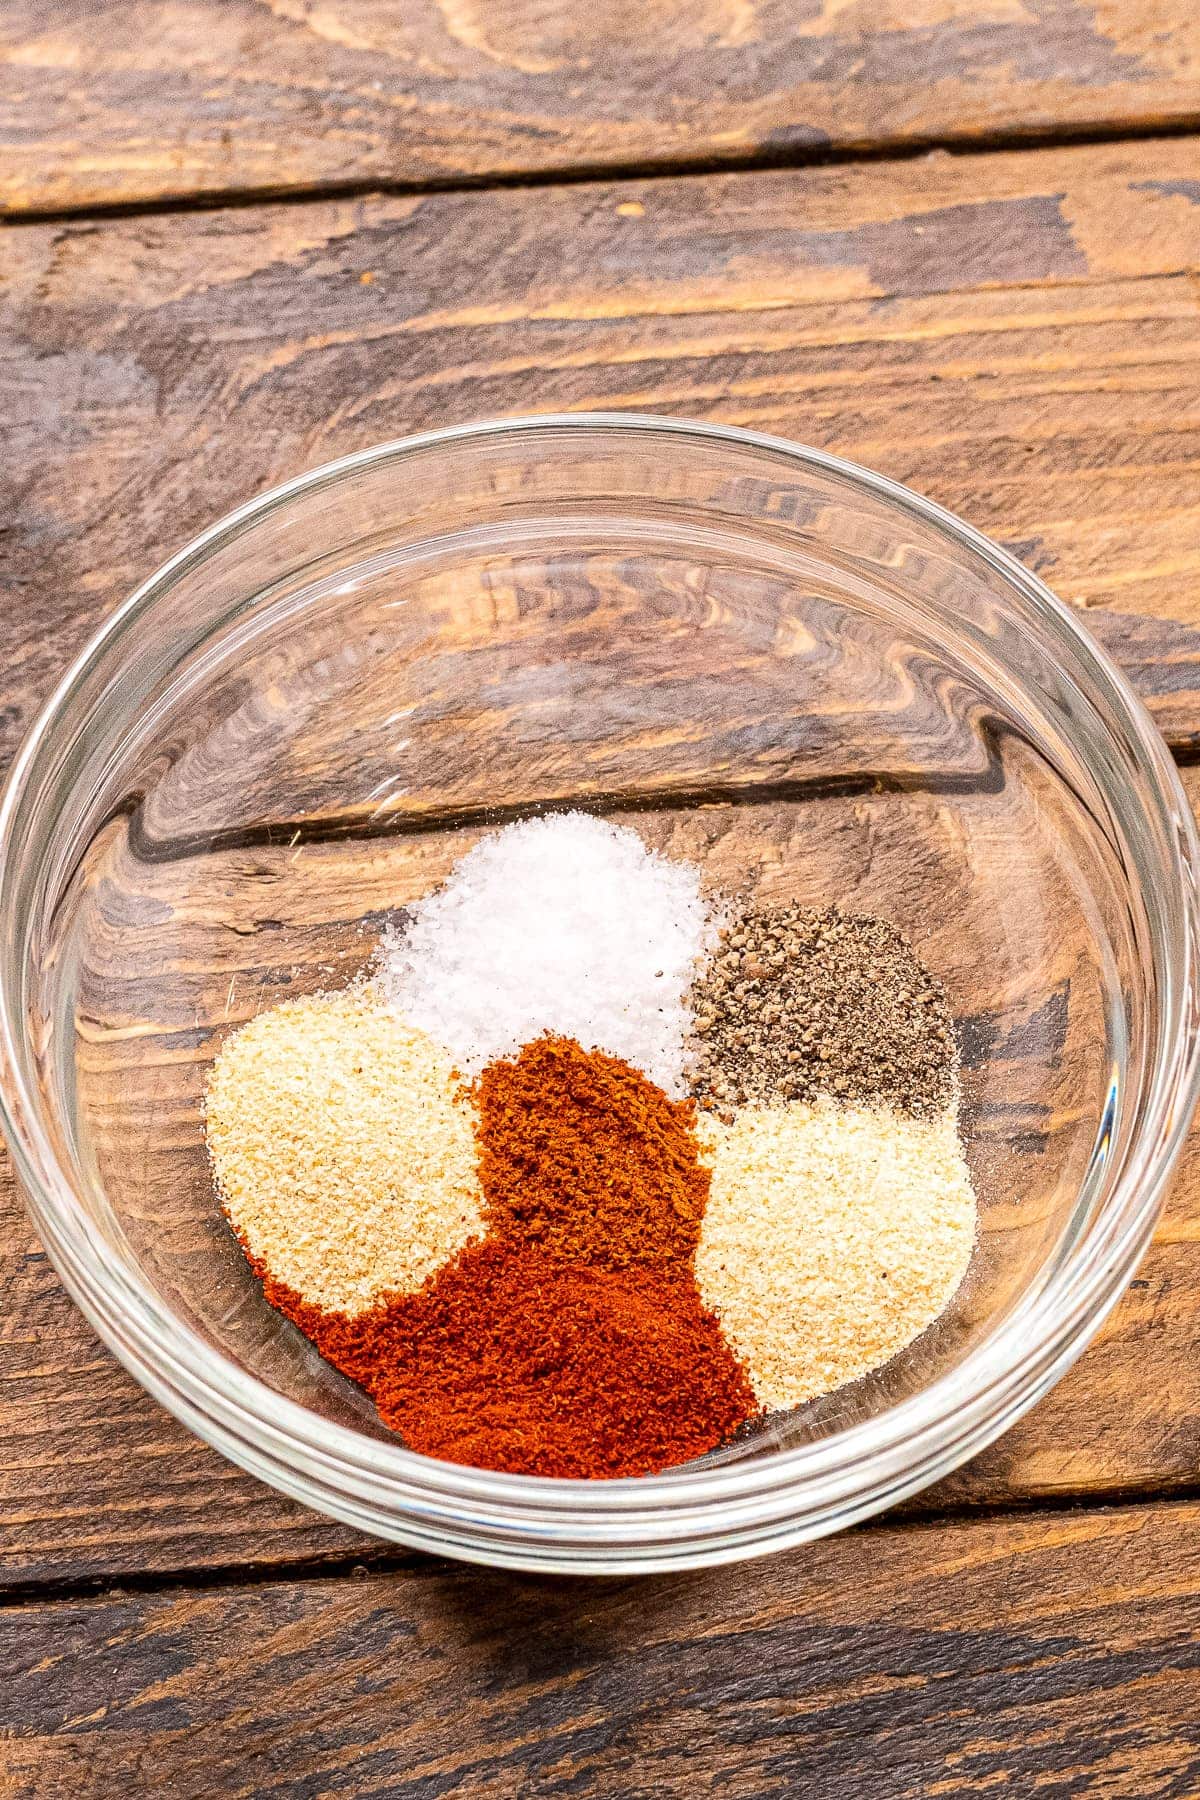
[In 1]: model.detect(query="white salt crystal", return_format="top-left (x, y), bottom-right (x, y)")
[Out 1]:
top-left (378, 812), bottom-right (717, 1096)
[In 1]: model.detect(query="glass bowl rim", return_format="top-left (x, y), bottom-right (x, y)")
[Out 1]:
top-left (2, 411), bottom-right (1197, 1543)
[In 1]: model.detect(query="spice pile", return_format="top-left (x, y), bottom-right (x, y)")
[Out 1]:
top-left (696, 1104), bottom-right (973, 1412)
top-left (690, 903), bottom-right (956, 1117)
top-left (249, 1034), bottom-right (754, 1477)
top-left (379, 811), bottom-right (715, 1095)
top-left (206, 811), bottom-right (977, 1479)
top-left (204, 993), bottom-right (482, 1314)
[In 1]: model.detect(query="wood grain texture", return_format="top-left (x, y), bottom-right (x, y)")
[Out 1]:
top-left (3, 1500), bottom-right (1200, 1797)
top-left (6, 135), bottom-right (1200, 792)
top-left (5, 136), bottom-right (1200, 1587)
top-left (0, 1153), bottom-right (367, 1580)
top-left (1, 773), bottom-right (1199, 1591)
top-left (4, 0), bottom-right (1200, 213)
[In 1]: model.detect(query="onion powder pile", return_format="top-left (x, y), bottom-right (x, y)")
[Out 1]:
top-left (695, 1101), bottom-right (975, 1412)
top-left (205, 991), bottom-right (484, 1316)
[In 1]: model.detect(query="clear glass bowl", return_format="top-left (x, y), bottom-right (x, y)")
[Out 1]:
top-left (2, 414), bottom-right (1198, 1573)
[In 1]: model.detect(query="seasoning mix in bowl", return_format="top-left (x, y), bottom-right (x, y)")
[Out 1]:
top-left (3, 415), bottom-right (1196, 1570)
top-left (205, 813), bottom-right (977, 1477)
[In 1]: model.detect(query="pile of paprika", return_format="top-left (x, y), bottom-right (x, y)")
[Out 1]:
top-left (259, 1034), bottom-right (758, 1478)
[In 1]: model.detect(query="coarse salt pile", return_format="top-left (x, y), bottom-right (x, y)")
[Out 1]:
top-left (205, 990), bottom-right (485, 1316)
top-left (378, 811), bottom-right (719, 1096)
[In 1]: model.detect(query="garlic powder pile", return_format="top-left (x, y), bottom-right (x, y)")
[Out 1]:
top-left (205, 990), bottom-right (484, 1316)
top-left (695, 1101), bottom-right (975, 1412)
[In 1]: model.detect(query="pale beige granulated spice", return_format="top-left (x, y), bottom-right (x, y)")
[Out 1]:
top-left (205, 990), bottom-right (484, 1316)
top-left (694, 1101), bottom-right (976, 1412)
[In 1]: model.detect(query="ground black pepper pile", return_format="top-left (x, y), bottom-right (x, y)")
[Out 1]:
top-left (689, 902), bottom-right (956, 1118)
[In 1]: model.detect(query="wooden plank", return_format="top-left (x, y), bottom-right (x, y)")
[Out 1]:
top-left (4, 0), bottom-right (1200, 214)
top-left (6, 137), bottom-right (1200, 800)
top-left (0, 1155), bottom-right (367, 1579)
top-left (2, 1500), bottom-right (1200, 1797)
top-left (2, 769), bottom-right (1199, 1590)
top-left (5, 138), bottom-right (1200, 1586)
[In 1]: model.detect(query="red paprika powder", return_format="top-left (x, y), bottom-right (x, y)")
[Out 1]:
top-left (475, 1033), bottom-right (709, 1267)
top-left (276, 1240), bottom-right (753, 1478)
top-left (251, 1034), bottom-right (758, 1478)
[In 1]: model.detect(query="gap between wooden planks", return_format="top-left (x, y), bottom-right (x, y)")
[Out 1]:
top-left (3, 0), bottom-right (1200, 214)
top-left (6, 136), bottom-right (1200, 770)
top-left (3, 132), bottom-right (1200, 1587)
top-left (1, 1498), bottom-right (1199, 1798)
top-left (4, 766), bottom-right (1200, 1592)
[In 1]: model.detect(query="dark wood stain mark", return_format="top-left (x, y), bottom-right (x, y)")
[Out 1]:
top-left (3, 0), bottom-right (1192, 212)
top-left (959, 981), bottom-right (1071, 1073)
top-left (797, 195), bottom-right (1087, 295)
top-left (1133, 178), bottom-right (1200, 204)
top-left (4, 1507), bottom-right (1200, 1796)
top-left (1000, 535), bottom-right (1060, 574)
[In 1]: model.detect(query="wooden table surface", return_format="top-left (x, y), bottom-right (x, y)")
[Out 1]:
top-left (5, 4), bottom-right (1200, 1794)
